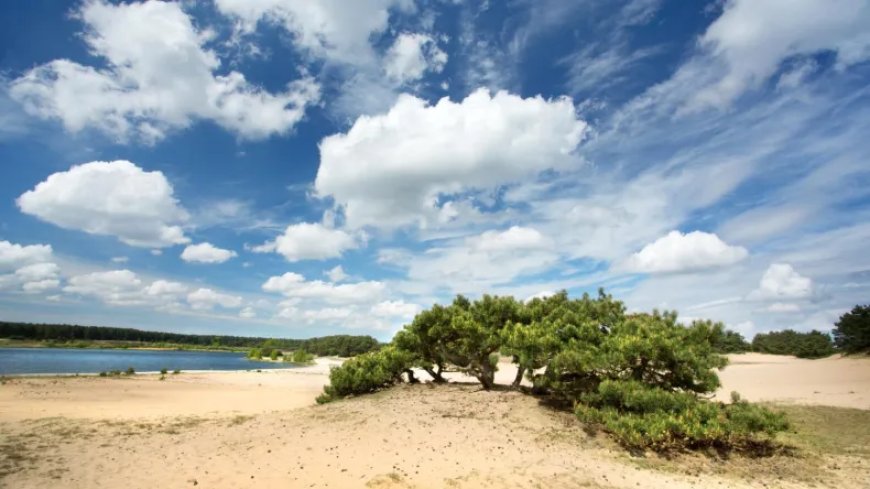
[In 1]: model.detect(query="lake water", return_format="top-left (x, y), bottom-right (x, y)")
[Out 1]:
top-left (0, 348), bottom-right (297, 375)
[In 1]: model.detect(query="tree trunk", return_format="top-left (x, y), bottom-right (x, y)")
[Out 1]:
top-left (477, 363), bottom-right (496, 390)
top-left (424, 366), bottom-right (446, 383)
top-left (404, 369), bottom-right (418, 384)
top-left (511, 365), bottom-right (525, 389)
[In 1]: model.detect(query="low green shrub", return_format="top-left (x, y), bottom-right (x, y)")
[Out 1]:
top-left (575, 380), bottom-right (789, 452)
top-left (286, 349), bottom-right (315, 364)
top-left (172, 369), bottom-right (181, 374)
top-left (160, 368), bottom-right (168, 375)
top-left (316, 346), bottom-right (414, 404)
top-left (125, 366), bottom-right (135, 375)
top-left (98, 371), bottom-right (107, 377)
top-left (247, 348), bottom-right (262, 359)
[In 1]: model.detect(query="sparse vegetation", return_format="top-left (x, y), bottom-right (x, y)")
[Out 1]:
top-left (317, 289), bottom-right (790, 453)
top-left (160, 368), bottom-right (168, 375)
top-left (125, 366), bottom-right (135, 375)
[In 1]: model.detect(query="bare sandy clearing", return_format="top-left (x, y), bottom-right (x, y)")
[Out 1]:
top-left (0, 358), bottom-right (341, 421)
top-left (715, 353), bottom-right (870, 409)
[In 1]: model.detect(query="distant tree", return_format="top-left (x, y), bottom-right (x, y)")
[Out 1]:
top-left (712, 328), bottom-right (751, 353)
top-left (832, 305), bottom-right (870, 354)
top-left (752, 329), bottom-right (834, 359)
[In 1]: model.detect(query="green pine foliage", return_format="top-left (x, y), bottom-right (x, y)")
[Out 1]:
top-left (832, 305), bottom-right (870, 354)
top-left (712, 328), bottom-right (751, 353)
top-left (315, 289), bottom-right (790, 452)
top-left (751, 329), bottom-right (834, 358)
top-left (576, 380), bottom-right (788, 451)
top-left (315, 346), bottom-right (414, 404)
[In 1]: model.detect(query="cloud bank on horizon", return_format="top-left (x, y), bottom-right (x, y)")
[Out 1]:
top-left (1, 0), bottom-right (868, 340)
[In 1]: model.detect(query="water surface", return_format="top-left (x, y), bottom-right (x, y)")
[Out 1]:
top-left (0, 347), bottom-right (294, 375)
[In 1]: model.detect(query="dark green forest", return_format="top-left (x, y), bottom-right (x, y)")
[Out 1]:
top-left (0, 321), bottom-right (380, 357)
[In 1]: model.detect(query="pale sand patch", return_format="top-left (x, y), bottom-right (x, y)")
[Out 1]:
top-left (0, 358), bottom-right (342, 421)
top-left (715, 353), bottom-right (870, 410)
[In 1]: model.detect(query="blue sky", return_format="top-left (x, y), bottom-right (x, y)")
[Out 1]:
top-left (1, 0), bottom-right (868, 341)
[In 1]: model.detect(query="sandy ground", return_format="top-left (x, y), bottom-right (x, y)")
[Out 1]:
top-left (1, 354), bottom-right (868, 488)
top-left (715, 353), bottom-right (870, 409)
top-left (0, 358), bottom-right (343, 421)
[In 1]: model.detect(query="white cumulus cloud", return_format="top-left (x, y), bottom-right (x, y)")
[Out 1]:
top-left (749, 263), bottom-right (813, 300)
top-left (0, 240), bottom-right (53, 270)
top-left (9, 0), bottom-right (319, 142)
top-left (623, 230), bottom-right (748, 273)
top-left (371, 300), bottom-right (420, 318)
top-left (214, 0), bottom-right (411, 66)
top-left (17, 160), bottom-right (189, 248)
top-left (325, 265), bottom-right (348, 282)
top-left (262, 272), bottom-right (385, 304)
top-left (64, 269), bottom-right (144, 306)
top-left (315, 89), bottom-right (587, 229)
top-left (187, 287), bottom-right (243, 310)
top-left (252, 222), bottom-right (359, 261)
top-left (181, 242), bottom-right (237, 264)
top-left (384, 33), bottom-right (447, 84)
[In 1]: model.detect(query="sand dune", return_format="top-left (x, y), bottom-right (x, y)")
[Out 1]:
top-left (1, 354), bottom-right (868, 488)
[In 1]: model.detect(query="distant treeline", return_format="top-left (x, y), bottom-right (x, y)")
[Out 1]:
top-left (711, 328), bottom-right (834, 359)
top-left (0, 321), bottom-right (381, 357)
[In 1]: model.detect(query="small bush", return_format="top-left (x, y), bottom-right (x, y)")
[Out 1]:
top-left (269, 349), bottom-right (280, 361)
top-left (286, 349), bottom-right (315, 364)
top-left (160, 368), bottom-right (168, 375)
top-left (125, 366), bottom-right (135, 375)
top-left (316, 346), bottom-right (413, 403)
top-left (98, 371), bottom-right (107, 377)
top-left (247, 348), bottom-right (262, 359)
top-left (575, 380), bottom-right (789, 452)
top-left (172, 369), bottom-right (181, 374)
top-left (109, 369), bottom-right (121, 376)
